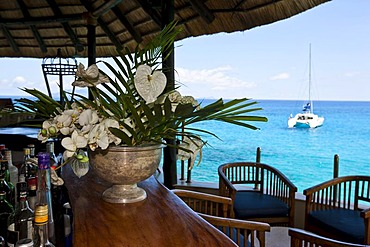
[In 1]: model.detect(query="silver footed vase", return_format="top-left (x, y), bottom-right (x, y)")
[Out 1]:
top-left (88, 143), bottom-right (164, 204)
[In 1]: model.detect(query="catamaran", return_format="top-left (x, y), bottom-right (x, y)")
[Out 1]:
top-left (288, 45), bottom-right (324, 129)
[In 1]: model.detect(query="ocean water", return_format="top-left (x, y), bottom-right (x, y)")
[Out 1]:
top-left (6, 96), bottom-right (370, 192)
top-left (186, 100), bottom-right (370, 192)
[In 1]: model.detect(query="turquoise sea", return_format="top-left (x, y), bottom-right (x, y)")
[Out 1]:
top-left (186, 100), bottom-right (370, 192)
top-left (5, 97), bottom-right (370, 192)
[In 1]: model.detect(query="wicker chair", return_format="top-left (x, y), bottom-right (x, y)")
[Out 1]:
top-left (289, 228), bottom-right (369, 247)
top-left (172, 189), bottom-right (270, 247)
top-left (304, 176), bottom-right (370, 245)
top-left (218, 162), bottom-right (297, 226)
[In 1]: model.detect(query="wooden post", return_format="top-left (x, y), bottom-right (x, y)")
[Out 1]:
top-left (161, 0), bottom-right (177, 189)
top-left (333, 154), bottom-right (339, 178)
top-left (256, 147), bottom-right (261, 163)
top-left (87, 14), bottom-right (96, 101)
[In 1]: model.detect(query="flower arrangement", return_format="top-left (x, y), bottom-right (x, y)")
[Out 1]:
top-left (16, 23), bottom-right (267, 177)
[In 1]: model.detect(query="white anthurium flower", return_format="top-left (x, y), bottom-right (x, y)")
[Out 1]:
top-left (88, 124), bottom-right (110, 151)
top-left (177, 136), bottom-right (204, 170)
top-left (61, 130), bottom-right (88, 157)
top-left (134, 64), bottom-right (166, 104)
top-left (72, 63), bottom-right (110, 87)
top-left (79, 109), bottom-right (99, 126)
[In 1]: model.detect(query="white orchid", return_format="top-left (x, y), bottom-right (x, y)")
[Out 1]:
top-left (55, 109), bottom-right (79, 135)
top-left (102, 118), bottom-right (121, 145)
top-left (38, 120), bottom-right (58, 142)
top-left (61, 130), bottom-right (88, 158)
top-left (72, 63), bottom-right (110, 87)
top-left (78, 109), bottom-right (99, 126)
top-left (87, 124), bottom-right (110, 151)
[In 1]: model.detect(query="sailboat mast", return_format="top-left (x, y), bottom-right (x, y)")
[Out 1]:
top-left (309, 43), bottom-right (313, 113)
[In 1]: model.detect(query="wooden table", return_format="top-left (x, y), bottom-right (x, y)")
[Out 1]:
top-left (62, 166), bottom-right (237, 247)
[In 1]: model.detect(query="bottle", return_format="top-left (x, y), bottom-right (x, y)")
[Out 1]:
top-left (27, 145), bottom-right (35, 159)
top-left (4, 150), bottom-right (18, 190)
top-left (35, 153), bottom-right (55, 245)
top-left (18, 149), bottom-right (31, 181)
top-left (0, 191), bottom-right (13, 245)
top-left (26, 146), bottom-right (37, 180)
top-left (46, 143), bottom-right (58, 170)
top-left (0, 161), bottom-right (14, 206)
top-left (7, 182), bottom-right (34, 247)
top-left (25, 177), bottom-right (37, 211)
top-left (15, 238), bottom-right (34, 247)
top-left (4, 151), bottom-right (18, 208)
top-left (0, 236), bottom-right (5, 247)
top-left (0, 144), bottom-right (6, 159)
top-left (33, 204), bottom-right (54, 247)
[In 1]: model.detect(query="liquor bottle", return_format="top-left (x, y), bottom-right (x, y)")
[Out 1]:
top-left (26, 146), bottom-right (37, 180)
top-left (0, 144), bottom-right (5, 159)
top-left (33, 205), bottom-right (54, 247)
top-left (7, 182), bottom-right (34, 247)
top-left (0, 236), bottom-right (5, 247)
top-left (46, 143), bottom-right (58, 170)
top-left (27, 145), bottom-right (35, 159)
top-left (4, 150), bottom-right (18, 190)
top-left (0, 161), bottom-right (14, 206)
top-left (0, 191), bottom-right (13, 245)
top-left (25, 177), bottom-right (37, 211)
top-left (15, 238), bottom-right (34, 247)
top-left (18, 149), bottom-right (31, 181)
top-left (35, 153), bottom-right (55, 245)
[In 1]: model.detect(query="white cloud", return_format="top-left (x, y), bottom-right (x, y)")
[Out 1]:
top-left (270, 73), bottom-right (290, 80)
top-left (175, 66), bottom-right (256, 98)
top-left (13, 76), bottom-right (27, 83)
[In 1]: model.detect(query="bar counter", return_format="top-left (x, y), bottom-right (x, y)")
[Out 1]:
top-left (62, 166), bottom-right (237, 247)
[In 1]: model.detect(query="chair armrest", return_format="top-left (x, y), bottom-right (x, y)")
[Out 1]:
top-left (218, 166), bottom-right (238, 200)
top-left (172, 189), bottom-right (232, 205)
top-left (288, 228), bottom-right (367, 247)
top-left (199, 213), bottom-right (270, 247)
top-left (172, 189), bottom-right (233, 217)
top-left (361, 208), bottom-right (370, 245)
top-left (361, 208), bottom-right (370, 219)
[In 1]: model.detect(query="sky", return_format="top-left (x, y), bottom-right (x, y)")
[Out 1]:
top-left (0, 0), bottom-right (369, 101)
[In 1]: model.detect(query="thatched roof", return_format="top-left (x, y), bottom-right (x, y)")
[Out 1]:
top-left (0, 0), bottom-right (330, 58)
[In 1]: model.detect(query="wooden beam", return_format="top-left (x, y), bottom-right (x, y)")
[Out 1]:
top-left (1, 26), bottom-right (20, 53)
top-left (0, 15), bottom-right (82, 26)
top-left (17, 0), bottom-right (47, 53)
top-left (80, 0), bottom-right (123, 52)
top-left (188, 0), bottom-right (215, 24)
top-left (92, 0), bottom-right (123, 18)
top-left (136, 0), bottom-right (162, 27)
top-left (96, 18), bottom-right (123, 51)
top-left (112, 6), bottom-right (143, 44)
top-left (46, 0), bottom-right (81, 48)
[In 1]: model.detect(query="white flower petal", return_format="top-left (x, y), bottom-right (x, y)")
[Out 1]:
top-left (75, 135), bottom-right (88, 149)
top-left (61, 137), bottom-right (76, 152)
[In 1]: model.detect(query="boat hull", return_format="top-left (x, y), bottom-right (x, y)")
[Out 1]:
top-left (288, 113), bottom-right (324, 129)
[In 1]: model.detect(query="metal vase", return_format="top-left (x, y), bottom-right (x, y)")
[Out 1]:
top-left (88, 143), bottom-right (164, 203)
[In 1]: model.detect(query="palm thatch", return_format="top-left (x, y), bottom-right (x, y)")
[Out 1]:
top-left (0, 0), bottom-right (330, 58)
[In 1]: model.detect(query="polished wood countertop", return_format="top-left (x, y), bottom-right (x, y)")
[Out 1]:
top-left (62, 166), bottom-right (236, 247)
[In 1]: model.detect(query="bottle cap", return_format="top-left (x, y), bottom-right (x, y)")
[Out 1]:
top-left (37, 152), bottom-right (50, 170)
top-left (34, 204), bottom-right (48, 225)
